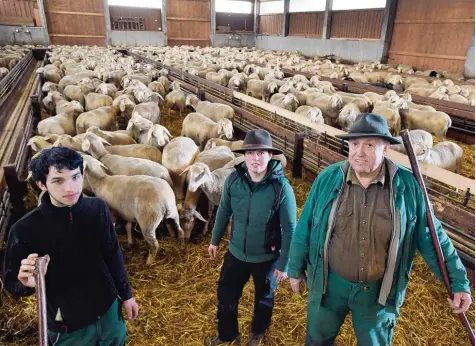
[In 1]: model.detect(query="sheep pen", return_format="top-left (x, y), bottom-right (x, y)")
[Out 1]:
top-left (0, 107), bottom-right (474, 346)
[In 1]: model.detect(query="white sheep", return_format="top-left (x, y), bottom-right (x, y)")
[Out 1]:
top-left (204, 138), bottom-right (244, 152)
top-left (82, 155), bottom-right (184, 264)
top-left (37, 112), bottom-right (77, 136)
top-left (86, 126), bottom-right (136, 145)
top-left (112, 94), bottom-right (136, 121)
top-left (400, 109), bottom-right (452, 141)
top-left (165, 81), bottom-right (186, 116)
top-left (186, 94), bottom-right (234, 122)
top-left (337, 103), bottom-right (360, 131)
top-left (96, 83), bottom-right (118, 98)
top-left (85, 92), bottom-right (113, 111)
top-left (105, 144), bottom-right (162, 163)
top-left (146, 124), bottom-right (173, 150)
top-left (27, 136), bottom-right (53, 154)
top-left (161, 137), bottom-right (200, 202)
top-left (181, 113), bottom-right (234, 150)
top-left (295, 106), bottom-right (324, 124)
top-left (132, 101), bottom-right (161, 124)
top-left (417, 141), bottom-right (463, 173)
top-left (76, 106), bottom-right (118, 134)
top-left (82, 133), bottom-right (172, 186)
top-left (390, 130), bottom-right (433, 156)
top-left (270, 93), bottom-right (299, 112)
top-left (306, 92), bottom-right (344, 125)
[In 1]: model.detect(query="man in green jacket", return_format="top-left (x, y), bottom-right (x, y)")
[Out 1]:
top-left (288, 113), bottom-right (472, 345)
top-left (207, 129), bottom-right (297, 346)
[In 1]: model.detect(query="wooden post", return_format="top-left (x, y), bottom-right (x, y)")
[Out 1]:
top-left (210, 0), bottom-right (216, 36)
top-left (3, 165), bottom-right (27, 217)
top-left (380, 0), bottom-right (398, 63)
top-left (161, 0), bottom-right (167, 45)
top-left (36, 0), bottom-right (49, 44)
top-left (322, 0), bottom-right (333, 40)
top-left (197, 88), bottom-right (206, 101)
top-left (292, 133), bottom-right (305, 178)
top-left (282, 0), bottom-right (290, 37)
top-left (30, 95), bottom-right (41, 121)
top-left (102, 0), bottom-right (112, 45)
top-left (254, 0), bottom-right (260, 35)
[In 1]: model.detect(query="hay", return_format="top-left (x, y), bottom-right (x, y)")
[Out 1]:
top-left (431, 136), bottom-right (474, 180)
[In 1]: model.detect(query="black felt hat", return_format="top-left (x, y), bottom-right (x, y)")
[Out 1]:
top-left (232, 129), bottom-right (283, 155)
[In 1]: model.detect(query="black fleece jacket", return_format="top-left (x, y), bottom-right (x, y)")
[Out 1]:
top-left (3, 192), bottom-right (132, 333)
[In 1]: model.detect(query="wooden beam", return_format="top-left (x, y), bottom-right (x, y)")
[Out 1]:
top-left (45, 10), bottom-right (104, 16)
top-left (254, 0), bottom-right (260, 34)
top-left (388, 51), bottom-right (467, 61)
top-left (394, 19), bottom-right (474, 24)
top-left (167, 37), bottom-right (210, 41)
top-left (0, 16), bottom-right (34, 26)
top-left (322, 0), bottom-right (333, 39)
top-left (210, 0), bottom-right (216, 35)
top-left (282, 0), bottom-right (290, 36)
top-left (380, 0), bottom-right (398, 62)
top-left (49, 34), bottom-right (106, 38)
top-left (331, 37), bottom-right (380, 41)
top-left (167, 17), bottom-right (209, 22)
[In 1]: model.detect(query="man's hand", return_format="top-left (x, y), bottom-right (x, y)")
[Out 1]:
top-left (290, 276), bottom-right (306, 294)
top-left (208, 244), bottom-right (219, 259)
top-left (18, 254), bottom-right (50, 288)
top-left (123, 298), bottom-right (139, 320)
top-left (273, 269), bottom-right (288, 283)
top-left (448, 292), bottom-right (472, 314)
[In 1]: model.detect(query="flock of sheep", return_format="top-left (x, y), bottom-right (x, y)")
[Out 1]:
top-left (17, 44), bottom-right (471, 263)
top-left (0, 45), bottom-right (33, 81)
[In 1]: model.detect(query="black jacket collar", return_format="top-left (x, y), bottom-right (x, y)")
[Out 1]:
top-left (39, 191), bottom-right (84, 216)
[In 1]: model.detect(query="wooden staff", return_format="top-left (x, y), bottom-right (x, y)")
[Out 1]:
top-left (400, 130), bottom-right (475, 346)
top-left (34, 256), bottom-right (49, 346)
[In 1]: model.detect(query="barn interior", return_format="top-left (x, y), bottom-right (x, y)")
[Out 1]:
top-left (0, 0), bottom-right (475, 345)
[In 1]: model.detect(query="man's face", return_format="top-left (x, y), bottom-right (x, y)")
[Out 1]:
top-left (37, 166), bottom-right (84, 207)
top-left (348, 137), bottom-right (389, 175)
top-left (244, 150), bottom-right (273, 175)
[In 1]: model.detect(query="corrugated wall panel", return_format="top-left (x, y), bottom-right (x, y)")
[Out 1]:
top-left (109, 6), bottom-right (162, 31)
top-left (289, 11), bottom-right (324, 37)
top-left (258, 14), bottom-right (282, 35)
top-left (0, 0), bottom-right (35, 25)
top-left (330, 9), bottom-right (384, 40)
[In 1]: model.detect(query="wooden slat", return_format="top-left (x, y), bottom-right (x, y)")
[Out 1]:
top-left (0, 15), bottom-right (34, 26)
top-left (289, 11), bottom-right (324, 37)
top-left (395, 18), bottom-right (474, 24)
top-left (168, 17), bottom-right (209, 22)
top-left (330, 9), bottom-right (384, 39)
top-left (0, 0), bottom-right (35, 21)
top-left (109, 5), bottom-right (161, 31)
top-left (258, 14), bottom-right (283, 35)
top-left (45, 10), bottom-right (104, 16)
top-left (49, 34), bottom-right (106, 38)
top-left (216, 12), bottom-right (254, 32)
top-left (389, 51), bottom-right (467, 61)
top-left (167, 37), bottom-right (209, 40)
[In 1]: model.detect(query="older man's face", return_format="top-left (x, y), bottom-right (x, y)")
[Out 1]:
top-left (348, 137), bottom-right (389, 175)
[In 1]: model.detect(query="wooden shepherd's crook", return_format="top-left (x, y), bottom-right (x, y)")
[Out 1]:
top-left (400, 130), bottom-right (475, 346)
top-left (34, 256), bottom-right (49, 346)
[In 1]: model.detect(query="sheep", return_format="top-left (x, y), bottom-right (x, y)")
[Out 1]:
top-left (400, 109), bottom-right (452, 141)
top-left (42, 82), bottom-right (59, 94)
top-left (372, 103), bottom-right (402, 137)
top-left (96, 83), bottom-right (118, 98)
top-left (37, 112), bottom-right (77, 136)
top-left (178, 146), bottom-right (235, 239)
top-left (148, 81), bottom-right (166, 98)
top-left (132, 101), bottom-right (161, 124)
top-left (86, 126), bottom-right (136, 145)
top-left (186, 94), bottom-right (234, 122)
top-left (0, 67), bottom-right (9, 81)
top-left (85, 93), bottom-right (113, 111)
top-left (36, 67), bottom-right (62, 84)
top-left (337, 103), bottom-right (360, 131)
top-left (82, 133), bottom-right (172, 186)
top-left (121, 74), bottom-right (152, 89)
top-left (204, 139), bottom-right (244, 151)
top-left (157, 76), bottom-right (170, 93)
top-left (449, 94), bottom-right (471, 104)
top-left (181, 113), bottom-right (234, 150)
top-left (246, 80), bottom-right (279, 102)
top-left (428, 86), bottom-right (450, 101)
top-left (165, 81), bottom-right (186, 116)
top-left (205, 71), bottom-right (227, 86)
top-left (104, 70), bottom-right (125, 87)
top-left (390, 130), bottom-right (433, 156)
top-left (270, 93), bottom-right (299, 112)
top-left (51, 134), bottom-right (83, 151)
top-left (42, 91), bottom-right (66, 115)
top-left (63, 84), bottom-right (89, 106)
top-left (81, 155), bottom-right (184, 264)
top-left (306, 93), bottom-right (344, 125)
top-left (126, 114), bottom-right (154, 144)
top-left (27, 136), bottom-right (53, 154)
top-left (228, 75), bottom-right (246, 91)
top-left (76, 106), bottom-right (118, 134)
top-left (337, 92), bottom-right (372, 113)
top-left (295, 106), bottom-right (324, 124)
top-left (146, 124), bottom-right (173, 150)
top-left (112, 94), bottom-right (136, 121)
top-left (418, 142), bottom-right (463, 173)
top-left (161, 137), bottom-right (200, 202)
top-left (55, 100), bottom-right (84, 118)
top-left (105, 144), bottom-right (162, 163)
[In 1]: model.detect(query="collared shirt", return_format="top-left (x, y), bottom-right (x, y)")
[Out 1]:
top-left (328, 162), bottom-right (393, 283)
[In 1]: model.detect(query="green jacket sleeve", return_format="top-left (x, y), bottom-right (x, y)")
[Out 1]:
top-left (276, 182), bottom-right (297, 272)
top-left (287, 177), bottom-right (320, 279)
top-left (211, 174), bottom-right (233, 246)
top-left (415, 185), bottom-right (470, 294)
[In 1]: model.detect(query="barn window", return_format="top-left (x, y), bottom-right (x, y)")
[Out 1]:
top-left (289, 0), bottom-right (326, 13)
top-left (107, 0), bottom-right (162, 8)
top-left (332, 0), bottom-right (386, 10)
top-left (259, 0), bottom-right (284, 14)
top-left (216, 0), bottom-right (253, 14)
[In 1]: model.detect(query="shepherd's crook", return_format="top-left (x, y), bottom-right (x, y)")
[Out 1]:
top-left (400, 129), bottom-right (475, 346)
top-left (34, 256), bottom-right (49, 346)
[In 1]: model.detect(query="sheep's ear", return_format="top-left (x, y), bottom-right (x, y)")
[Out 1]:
top-left (163, 127), bottom-right (172, 138)
top-left (99, 137), bottom-right (111, 146)
top-left (82, 139), bottom-right (91, 152)
top-left (193, 210), bottom-right (207, 222)
top-left (147, 127), bottom-right (155, 142)
top-left (180, 166), bottom-right (190, 176)
top-left (119, 100), bottom-right (126, 112)
top-left (28, 139), bottom-right (41, 152)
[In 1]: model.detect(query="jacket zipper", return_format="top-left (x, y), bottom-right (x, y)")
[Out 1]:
top-left (69, 209), bottom-right (73, 224)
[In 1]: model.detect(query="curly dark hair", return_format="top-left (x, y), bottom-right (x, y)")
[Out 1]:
top-left (29, 147), bottom-right (83, 185)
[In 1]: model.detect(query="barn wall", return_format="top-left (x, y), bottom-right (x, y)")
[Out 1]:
top-left (464, 30), bottom-right (475, 78)
top-left (255, 35), bottom-right (384, 61)
top-left (0, 26), bottom-right (48, 45)
top-left (109, 31), bottom-right (166, 46)
top-left (330, 9), bottom-right (384, 40)
top-left (288, 11), bottom-right (324, 37)
top-left (0, 0), bottom-right (37, 25)
top-left (216, 13), bottom-right (254, 32)
top-left (258, 14), bottom-right (282, 35)
top-left (211, 33), bottom-right (255, 47)
top-left (109, 6), bottom-right (162, 31)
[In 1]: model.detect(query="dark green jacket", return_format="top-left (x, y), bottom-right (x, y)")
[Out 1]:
top-left (288, 159), bottom-right (470, 316)
top-left (211, 159), bottom-right (297, 271)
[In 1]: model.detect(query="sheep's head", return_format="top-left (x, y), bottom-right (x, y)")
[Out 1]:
top-left (171, 81), bottom-right (181, 90)
top-left (384, 90), bottom-right (398, 100)
top-left (330, 94), bottom-right (343, 108)
top-left (460, 88), bottom-right (470, 98)
top-left (443, 79), bottom-right (455, 87)
top-left (42, 93), bottom-right (54, 111)
top-left (52, 135), bottom-right (83, 151)
top-left (218, 118), bottom-right (233, 140)
top-left (128, 113), bottom-right (153, 131)
top-left (339, 106), bottom-right (359, 131)
top-left (147, 124), bottom-right (172, 148)
top-left (307, 107), bottom-right (323, 124)
top-left (96, 84), bottom-right (109, 95)
top-left (203, 139), bottom-right (218, 151)
top-left (279, 84), bottom-right (291, 94)
top-left (27, 136), bottom-right (52, 153)
top-left (432, 80), bottom-right (443, 87)
top-left (283, 93), bottom-right (298, 105)
top-left (183, 163), bottom-right (212, 192)
top-left (77, 77), bottom-right (91, 86)
top-left (310, 75), bottom-right (321, 87)
top-left (436, 86), bottom-right (449, 94)
top-left (268, 82), bottom-right (279, 94)
top-left (178, 205), bottom-right (207, 240)
top-left (42, 82), bottom-right (58, 93)
top-left (295, 82), bottom-right (308, 91)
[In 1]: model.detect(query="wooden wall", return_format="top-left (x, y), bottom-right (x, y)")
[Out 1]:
top-left (0, 0), bottom-right (36, 26)
top-left (216, 13), bottom-right (254, 32)
top-left (109, 6), bottom-right (162, 31)
top-left (258, 14), bottom-right (282, 35)
top-left (167, 0), bottom-right (210, 47)
top-left (330, 9), bottom-right (384, 40)
top-left (44, 0), bottom-right (106, 46)
top-left (289, 11), bottom-right (324, 37)
top-left (388, 0), bottom-right (474, 73)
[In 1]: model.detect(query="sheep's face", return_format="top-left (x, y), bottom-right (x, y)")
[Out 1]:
top-left (179, 208), bottom-right (207, 240)
top-left (218, 119), bottom-right (233, 140)
top-left (187, 163), bottom-right (211, 192)
top-left (460, 88), bottom-right (470, 98)
top-left (148, 125), bottom-right (171, 147)
top-left (283, 94), bottom-right (298, 105)
top-left (443, 79), bottom-right (455, 87)
top-left (53, 135), bottom-right (82, 151)
top-left (42, 94), bottom-right (54, 111)
top-left (42, 82), bottom-right (58, 93)
top-left (308, 108), bottom-right (323, 124)
top-left (330, 94), bottom-right (343, 108)
top-left (130, 113), bottom-right (153, 131)
top-left (71, 101), bottom-right (84, 114)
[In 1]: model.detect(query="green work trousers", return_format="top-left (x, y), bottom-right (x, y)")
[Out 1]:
top-left (306, 270), bottom-right (396, 346)
top-left (47, 298), bottom-right (127, 346)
